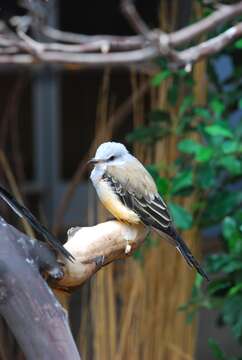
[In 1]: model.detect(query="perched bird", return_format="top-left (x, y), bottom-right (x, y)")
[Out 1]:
top-left (89, 141), bottom-right (209, 280)
top-left (0, 185), bottom-right (74, 262)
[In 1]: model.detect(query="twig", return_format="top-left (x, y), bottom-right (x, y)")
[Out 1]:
top-left (179, 22), bottom-right (242, 65)
top-left (0, 47), bottom-right (159, 66)
top-left (170, 2), bottom-right (242, 46)
top-left (121, 0), bottom-right (150, 36)
top-left (43, 26), bottom-right (143, 49)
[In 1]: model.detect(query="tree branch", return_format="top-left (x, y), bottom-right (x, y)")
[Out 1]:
top-left (179, 22), bottom-right (242, 65)
top-left (0, 216), bottom-right (81, 359)
top-left (54, 221), bottom-right (147, 289)
top-left (121, 0), bottom-right (151, 36)
top-left (170, 2), bottom-right (242, 46)
top-left (0, 1), bottom-right (242, 69)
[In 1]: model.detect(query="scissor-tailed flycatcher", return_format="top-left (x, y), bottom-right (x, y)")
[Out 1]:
top-left (89, 141), bottom-right (209, 280)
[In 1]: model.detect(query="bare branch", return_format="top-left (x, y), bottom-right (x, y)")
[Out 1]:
top-left (42, 26), bottom-right (144, 49)
top-left (121, 0), bottom-right (150, 36)
top-left (54, 221), bottom-right (147, 289)
top-left (179, 22), bottom-right (242, 65)
top-left (0, 0), bottom-right (242, 69)
top-left (170, 2), bottom-right (242, 46)
top-left (0, 47), bottom-right (158, 66)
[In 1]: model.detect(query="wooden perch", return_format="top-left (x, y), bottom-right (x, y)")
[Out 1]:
top-left (57, 220), bottom-right (147, 289)
top-left (0, 216), bottom-right (80, 360)
top-left (0, 214), bottom-right (147, 358)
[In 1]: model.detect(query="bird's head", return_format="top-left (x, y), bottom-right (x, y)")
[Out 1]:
top-left (88, 142), bottom-right (130, 167)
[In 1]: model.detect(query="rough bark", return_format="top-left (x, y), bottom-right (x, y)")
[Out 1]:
top-left (0, 216), bottom-right (80, 360)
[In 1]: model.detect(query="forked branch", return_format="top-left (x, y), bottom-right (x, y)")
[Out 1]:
top-left (0, 0), bottom-right (242, 69)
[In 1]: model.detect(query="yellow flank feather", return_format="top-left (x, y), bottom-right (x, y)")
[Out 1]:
top-left (96, 179), bottom-right (140, 224)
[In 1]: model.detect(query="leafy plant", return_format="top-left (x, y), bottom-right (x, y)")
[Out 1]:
top-left (127, 39), bottom-right (242, 358)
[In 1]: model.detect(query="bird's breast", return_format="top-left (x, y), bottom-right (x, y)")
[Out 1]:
top-left (95, 179), bottom-right (140, 224)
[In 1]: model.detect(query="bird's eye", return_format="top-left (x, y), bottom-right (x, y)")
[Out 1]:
top-left (108, 155), bottom-right (115, 161)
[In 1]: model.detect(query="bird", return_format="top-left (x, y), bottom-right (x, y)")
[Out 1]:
top-left (0, 184), bottom-right (74, 262)
top-left (89, 141), bottom-right (209, 281)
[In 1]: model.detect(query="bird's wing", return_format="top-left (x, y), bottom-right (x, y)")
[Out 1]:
top-left (105, 162), bottom-right (172, 232)
top-left (104, 166), bottom-right (209, 281)
top-left (0, 184), bottom-right (74, 262)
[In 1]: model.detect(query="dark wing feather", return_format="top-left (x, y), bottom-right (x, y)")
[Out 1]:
top-left (103, 173), bottom-right (171, 230)
top-left (103, 173), bottom-right (209, 281)
top-left (0, 184), bottom-right (74, 262)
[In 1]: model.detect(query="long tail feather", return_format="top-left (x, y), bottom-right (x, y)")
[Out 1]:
top-left (167, 227), bottom-right (209, 281)
top-left (0, 184), bottom-right (74, 262)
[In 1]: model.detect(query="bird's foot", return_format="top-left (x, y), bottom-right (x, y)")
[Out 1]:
top-left (125, 242), bottom-right (132, 254)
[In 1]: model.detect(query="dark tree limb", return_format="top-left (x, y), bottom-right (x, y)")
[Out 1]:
top-left (0, 216), bottom-right (81, 360)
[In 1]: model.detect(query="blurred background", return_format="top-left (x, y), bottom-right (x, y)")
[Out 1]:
top-left (1, 0), bottom-right (242, 359)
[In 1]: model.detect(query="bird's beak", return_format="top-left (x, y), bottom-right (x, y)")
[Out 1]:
top-left (87, 158), bottom-right (102, 165)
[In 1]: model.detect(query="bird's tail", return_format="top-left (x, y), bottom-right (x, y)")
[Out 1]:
top-left (167, 227), bottom-right (209, 281)
top-left (0, 184), bottom-right (74, 262)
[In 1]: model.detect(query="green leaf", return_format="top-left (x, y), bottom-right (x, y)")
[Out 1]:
top-left (146, 164), bottom-right (160, 179)
top-left (133, 248), bottom-right (144, 263)
top-left (235, 39), bottom-right (242, 49)
top-left (156, 177), bottom-right (169, 196)
top-left (238, 98), bottom-right (242, 109)
top-left (194, 107), bottom-right (211, 120)
top-left (168, 202), bottom-right (193, 230)
top-left (149, 110), bottom-right (170, 123)
top-left (126, 125), bottom-right (166, 144)
top-left (179, 96), bottom-right (194, 116)
top-left (196, 164), bottom-right (215, 189)
top-left (222, 295), bottom-right (242, 339)
top-left (167, 83), bottom-right (179, 105)
top-left (203, 192), bottom-right (242, 224)
top-left (151, 70), bottom-right (171, 87)
top-left (178, 139), bottom-right (213, 162)
top-left (228, 283), bottom-right (242, 297)
top-left (205, 124), bottom-right (233, 138)
top-left (178, 139), bottom-right (201, 154)
top-left (195, 146), bottom-right (214, 162)
top-left (222, 217), bottom-right (237, 241)
top-left (171, 170), bottom-right (193, 194)
top-left (194, 273), bottom-right (204, 288)
top-left (206, 254), bottom-right (230, 273)
top-left (207, 279), bottom-right (231, 296)
top-left (222, 259), bottom-right (242, 274)
top-left (221, 140), bottom-right (239, 154)
top-left (223, 216), bottom-right (242, 253)
top-left (210, 99), bottom-right (225, 116)
top-left (219, 156), bottom-right (241, 175)
top-left (208, 338), bottom-right (226, 360)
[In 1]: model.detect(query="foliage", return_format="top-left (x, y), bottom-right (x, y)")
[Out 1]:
top-left (127, 37), bottom-right (242, 358)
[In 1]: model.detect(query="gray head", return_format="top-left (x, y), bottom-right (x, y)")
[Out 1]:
top-left (89, 142), bottom-right (130, 166)
top-left (89, 142), bottom-right (132, 183)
